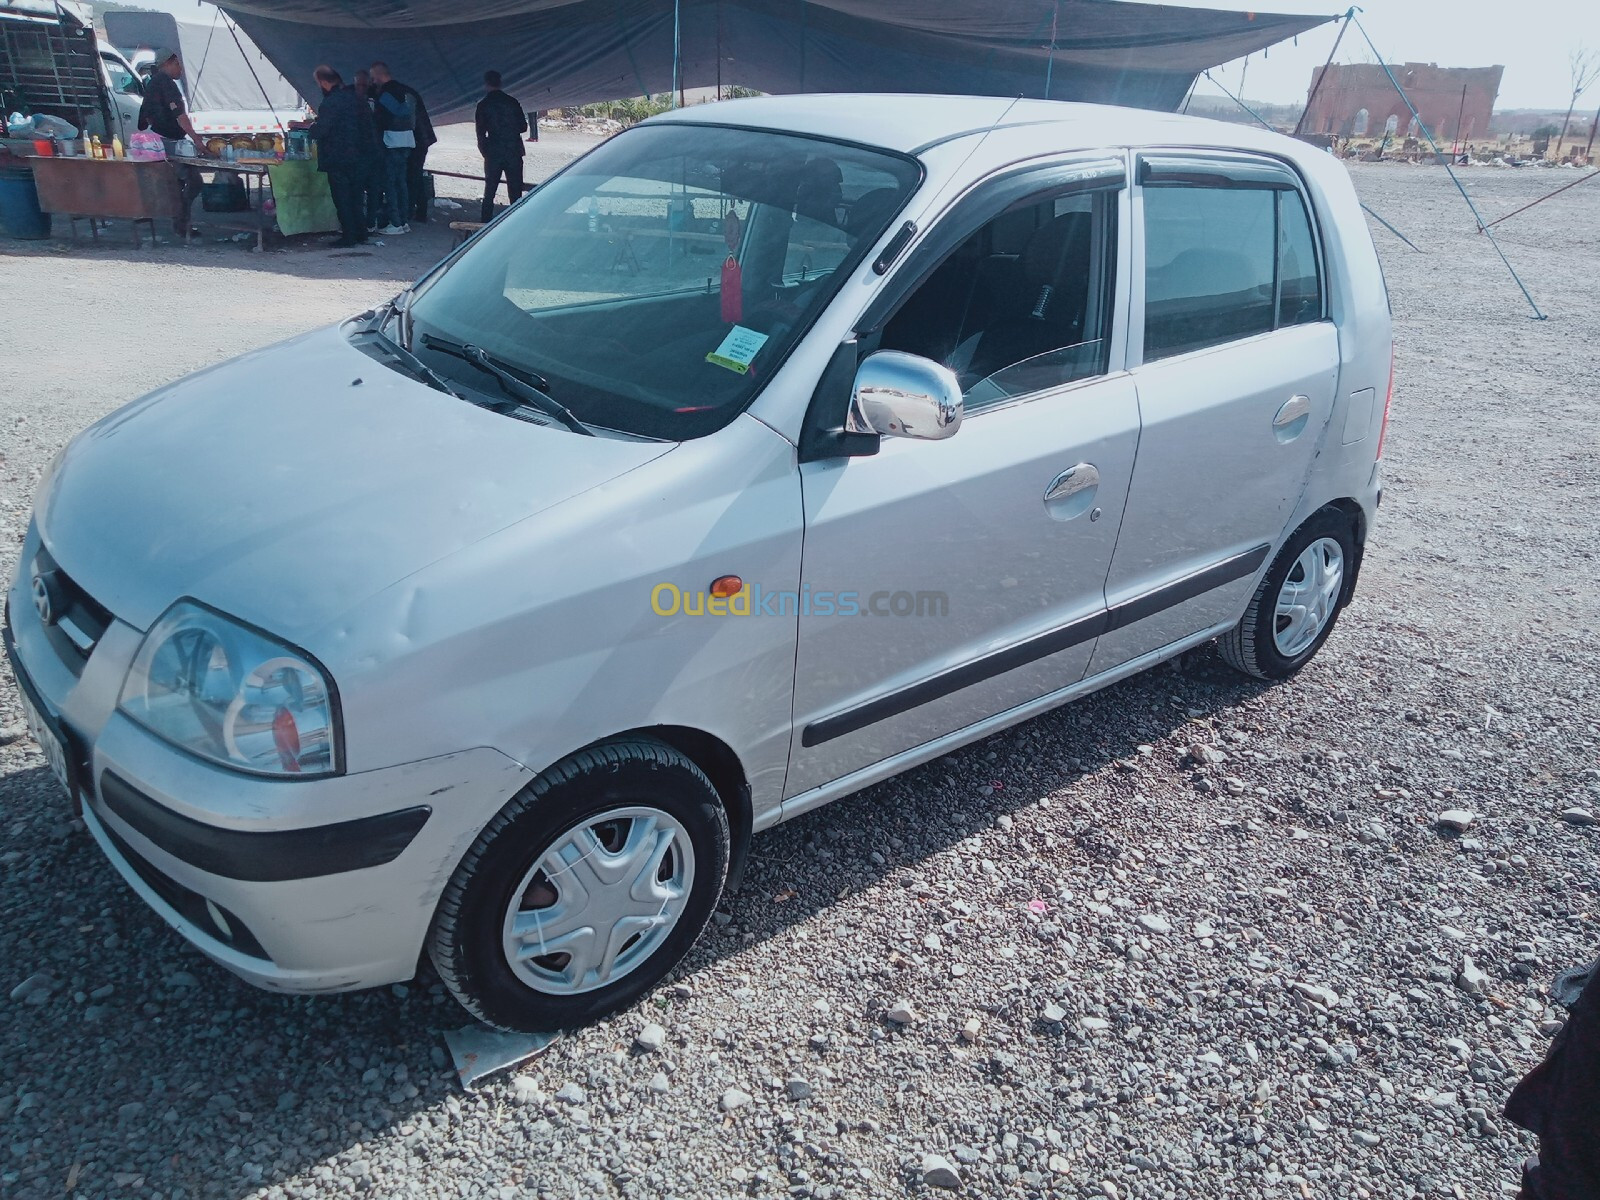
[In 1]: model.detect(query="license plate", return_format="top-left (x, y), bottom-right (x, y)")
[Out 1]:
top-left (19, 687), bottom-right (72, 799)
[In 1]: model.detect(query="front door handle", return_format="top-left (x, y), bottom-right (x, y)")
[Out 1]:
top-left (1273, 394), bottom-right (1312, 442)
top-left (1043, 463), bottom-right (1100, 520)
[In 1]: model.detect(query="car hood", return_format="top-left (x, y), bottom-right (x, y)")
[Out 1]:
top-left (35, 324), bottom-right (674, 638)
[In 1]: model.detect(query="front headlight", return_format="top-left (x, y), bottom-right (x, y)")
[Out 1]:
top-left (119, 601), bottom-right (340, 777)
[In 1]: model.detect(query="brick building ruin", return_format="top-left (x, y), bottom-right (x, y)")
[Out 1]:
top-left (1301, 62), bottom-right (1504, 143)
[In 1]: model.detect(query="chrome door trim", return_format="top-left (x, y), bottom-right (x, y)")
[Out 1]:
top-left (767, 616), bottom-right (1239, 831)
top-left (799, 542), bottom-right (1269, 748)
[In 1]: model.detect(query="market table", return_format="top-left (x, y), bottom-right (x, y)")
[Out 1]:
top-left (30, 155), bottom-right (182, 248)
top-left (197, 161), bottom-right (273, 251)
top-left (261, 158), bottom-right (338, 237)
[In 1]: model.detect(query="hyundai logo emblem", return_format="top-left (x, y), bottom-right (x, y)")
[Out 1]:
top-left (31, 572), bottom-right (57, 628)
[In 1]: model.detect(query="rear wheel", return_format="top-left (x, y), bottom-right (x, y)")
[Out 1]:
top-left (1220, 510), bottom-right (1356, 680)
top-left (429, 740), bottom-right (729, 1032)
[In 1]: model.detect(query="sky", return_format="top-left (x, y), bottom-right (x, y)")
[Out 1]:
top-left (126, 0), bottom-right (1600, 112)
top-left (1168, 0), bottom-right (1599, 111)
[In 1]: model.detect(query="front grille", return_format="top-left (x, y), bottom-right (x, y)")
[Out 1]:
top-left (97, 816), bottom-right (272, 962)
top-left (30, 546), bottom-right (113, 672)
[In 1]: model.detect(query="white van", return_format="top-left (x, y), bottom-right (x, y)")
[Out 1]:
top-left (0, 1), bottom-right (144, 146)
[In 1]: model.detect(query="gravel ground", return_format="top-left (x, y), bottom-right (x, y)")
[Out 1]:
top-left (2, 158), bottom-right (1598, 1200)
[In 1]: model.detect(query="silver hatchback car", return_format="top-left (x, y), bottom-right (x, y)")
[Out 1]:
top-left (6, 96), bottom-right (1391, 1031)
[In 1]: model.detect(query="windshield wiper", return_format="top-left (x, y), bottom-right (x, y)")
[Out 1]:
top-left (350, 328), bottom-right (462, 400)
top-left (366, 287), bottom-right (416, 349)
top-left (420, 335), bottom-right (592, 436)
top-left (421, 334), bottom-right (551, 392)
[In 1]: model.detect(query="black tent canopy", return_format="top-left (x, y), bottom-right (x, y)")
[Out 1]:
top-left (220, 0), bottom-right (1333, 125)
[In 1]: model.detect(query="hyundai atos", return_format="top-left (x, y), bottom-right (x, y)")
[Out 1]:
top-left (5, 96), bottom-right (1391, 1031)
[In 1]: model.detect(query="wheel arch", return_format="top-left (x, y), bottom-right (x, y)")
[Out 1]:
top-left (577, 724), bottom-right (754, 894)
top-left (1314, 497), bottom-right (1367, 604)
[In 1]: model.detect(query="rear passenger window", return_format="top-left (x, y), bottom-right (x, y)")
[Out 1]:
top-left (1142, 183), bottom-right (1323, 361)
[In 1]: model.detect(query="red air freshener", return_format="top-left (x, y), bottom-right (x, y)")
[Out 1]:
top-left (720, 210), bottom-right (744, 324)
top-left (721, 254), bottom-right (743, 324)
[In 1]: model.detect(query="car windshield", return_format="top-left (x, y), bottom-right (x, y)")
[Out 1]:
top-left (406, 122), bottom-right (921, 439)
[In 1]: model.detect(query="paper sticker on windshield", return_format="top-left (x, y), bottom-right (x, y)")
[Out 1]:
top-left (706, 325), bottom-right (769, 375)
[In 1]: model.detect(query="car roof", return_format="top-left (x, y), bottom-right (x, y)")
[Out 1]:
top-left (649, 93), bottom-right (1304, 161)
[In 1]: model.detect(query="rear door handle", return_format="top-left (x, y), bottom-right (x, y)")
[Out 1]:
top-left (1273, 394), bottom-right (1312, 442)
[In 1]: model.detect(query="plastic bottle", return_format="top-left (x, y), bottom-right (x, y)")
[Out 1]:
top-left (111, 136), bottom-right (124, 159)
top-left (90, 135), bottom-right (102, 159)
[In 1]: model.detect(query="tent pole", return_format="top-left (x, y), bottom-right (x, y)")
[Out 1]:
top-left (1352, 14), bottom-right (1545, 319)
top-left (716, 0), bottom-right (722, 100)
top-left (221, 13), bottom-right (287, 136)
top-left (190, 9), bottom-right (221, 105)
top-left (1180, 77), bottom-right (1198, 114)
top-left (1205, 69), bottom-right (1422, 254)
top-left (1479, 166), bottom-right (1598, 231)
top-left (1293, 7), bottom-right (1354, 139)
top-left (671, 0), bottom-right (682, 108)
top-left (1043, 1), bottom-right (1059, 100)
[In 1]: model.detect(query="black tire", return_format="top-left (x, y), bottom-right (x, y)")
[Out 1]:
top-left (1219, 509), bottom-right (1357, 681)
top-left (429, 739), bottom-right (729, 1032)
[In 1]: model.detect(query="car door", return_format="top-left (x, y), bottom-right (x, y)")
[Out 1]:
top-left (784, 160), bottom-right (1137, 799)
top-left (100, 51), bottom-right (145, 145)
top-left (1087, 152), bottom-right (1337, 675)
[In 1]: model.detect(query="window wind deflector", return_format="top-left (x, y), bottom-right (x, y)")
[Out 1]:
top-left (1042, 159), bottom-right (1127, 190)
top-left (1139, 156), bottom-right (1298, 190)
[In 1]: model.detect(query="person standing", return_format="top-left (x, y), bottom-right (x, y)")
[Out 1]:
top-left (367, 63), bottom-right (415, 236)
top-left (292, 66), bottom-right (374, 248)
top-left (475, 70), bottom-right (527, 223)
top-left (370, 62), bottom-right (436, 226)
top-left (352, 68), bottom-right (385, 235)
top-left (136, 47), bottom-right (204, 238)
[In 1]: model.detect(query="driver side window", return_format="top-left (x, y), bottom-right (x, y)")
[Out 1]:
top-left (875, 187), bottom-right (1118, 412)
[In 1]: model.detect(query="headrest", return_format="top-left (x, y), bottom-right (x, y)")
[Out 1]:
top-left (846, 187), bottom-right (902, 236)
top-left (1020, 211), bottom-right (1092, 285)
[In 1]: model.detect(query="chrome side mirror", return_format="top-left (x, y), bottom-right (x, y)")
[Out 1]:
top-left (846, 351), bottom-right (963, 441)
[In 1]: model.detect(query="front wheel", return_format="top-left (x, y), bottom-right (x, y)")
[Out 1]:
top-left (429, 740), bottom-right (730, 1032)
top-left (1219, 510), bottom-right (1356, 680)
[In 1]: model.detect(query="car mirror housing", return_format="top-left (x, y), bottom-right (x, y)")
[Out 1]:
top-left (846, 351), bottom-right (963, 442)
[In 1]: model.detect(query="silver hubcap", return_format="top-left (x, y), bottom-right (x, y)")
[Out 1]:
top-left (1274, 537), bottom-right (1344, 658)
top-left (501, 806), bottom-right (695, 996)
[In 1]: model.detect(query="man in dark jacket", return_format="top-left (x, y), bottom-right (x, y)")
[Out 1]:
top-left (293, 66), bottom-right (375, 247)
top-left (136, 48), bottom-right (204, 237)
top-left (353, 68), bottom-right (385, 233)
top-left (475, 70), bottom-right (528, 222)
top-left (370, 62), bottom-right (437, 224)
top-left (1505, 959), bottom-right (1600, 1199)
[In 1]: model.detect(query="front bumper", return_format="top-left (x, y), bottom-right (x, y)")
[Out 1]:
top-left (5, 542), bottom-right (533, 993)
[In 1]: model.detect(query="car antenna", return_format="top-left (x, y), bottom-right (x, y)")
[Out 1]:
top-left (910, 95), bottom-right (1025, 219)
